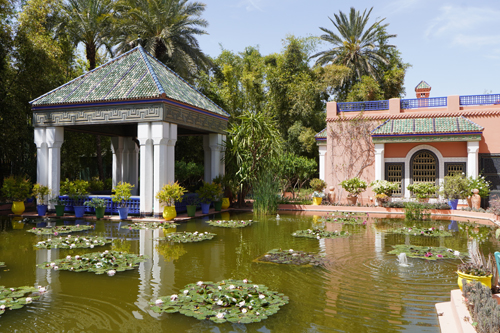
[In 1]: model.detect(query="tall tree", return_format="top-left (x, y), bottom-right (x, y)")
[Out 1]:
top-left (113, 0), bottom-right (210, 82)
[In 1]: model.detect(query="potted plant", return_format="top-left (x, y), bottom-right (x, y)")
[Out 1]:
top-left (183, 194), bottom-right (199, 217)
top-left (214, 175), bottom-right (231, 210)
top-left (111, 182), bottom-right (134, 219)
top-left (466, 175), bottom-right (491, 209)
top-left (50, 197), bottom-right (66, 217)
top-left (1, 175), bottom-right (32, 215)
top-left (32, 183), bottom-right (51, 216)
top-left (370, 180), bottom-right (399, 206)
top-left (84, 197), bottom-right (107, 219)
top-left (196, 182), bottom-right (220, 214)
top-left (61, 179), bottom-right (89, 218)
top-left (310, 178), bottom-right (327, 205)
top-left (339, 177), bottom-right (367, 205)
top-left (406, 182), bottom-right (438, 202)
top-left (440, 174), bottom-right (468, 209)
top-left (155, 182), bottom-right (187, 220)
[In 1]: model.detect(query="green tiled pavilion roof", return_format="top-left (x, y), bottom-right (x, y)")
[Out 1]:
top-left (30, 46), bottom-right (228, 117)
top-left (315, 128), bottom-right (327, 140)
top-left (415, 80), bottom-right (431, 90)
top-left (371, 116), bottom-right (483, 136)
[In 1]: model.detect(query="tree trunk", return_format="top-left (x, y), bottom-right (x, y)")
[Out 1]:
top-left (96, 135), bottom-right (104, 181)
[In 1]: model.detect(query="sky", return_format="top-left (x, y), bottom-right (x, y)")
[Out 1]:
top-left (197, 0), bottom-right (500, 99)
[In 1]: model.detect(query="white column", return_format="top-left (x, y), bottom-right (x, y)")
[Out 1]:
top-left (374, 143), bottom-right (385, 181)
top-left (111, 137), bottom-right (124, 188)
top-left (46, 127), bottom-right (64, 199)
top-left (209, 133), bottom-right (222, 181)
top-left (219, 135), bottom-right (226, 177)
top-left (124, 138), bottom-right (139, 195)
top-left (34, 127), bottom-right (48, 186)
top-left (166, 124), bottom-right (177, 184)
top-left (467, 141), bottom-right (480, 178)
top-left (318, 144), bottom-right (327, 181)
top-left (138, 123), bottom-right (153, 215)
top-left (203, 135), bottom-right (211, 183)
top-left (152, 122), bottom-right (169, 216)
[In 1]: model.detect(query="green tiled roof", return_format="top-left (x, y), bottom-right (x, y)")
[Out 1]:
top-left (315, 128), bottom-right (327, 139)
top-left (415, 80), bottom-right (431, 90)
top-left (371, 116), bottom-right (483, 136)
top-left (30, 46), bottom-right (228, 117)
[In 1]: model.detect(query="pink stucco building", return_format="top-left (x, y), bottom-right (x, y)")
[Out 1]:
top-left (316, 82), bottom-right (500, 205)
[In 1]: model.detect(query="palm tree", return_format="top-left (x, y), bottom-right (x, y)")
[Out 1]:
top-left (311, 7), bottom-right (396, 82)
top-left (113, 0), bottom-right (210, 81)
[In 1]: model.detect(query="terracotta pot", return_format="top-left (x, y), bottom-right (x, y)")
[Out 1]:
top-left (467, 197), bottom-right (472, 208)
top-left (346, 196), bottom-right (357, 206)
top-left (471, 189), bottom-right (481, 209)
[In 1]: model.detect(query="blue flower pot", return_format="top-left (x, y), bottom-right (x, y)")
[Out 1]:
top-left (118, 207), bottom-right (129, 220)
top-left (448, 199), bottom-right (459, 210)
top-left (36, 204), bottom-right (48, 217)
top-left (200, 203), bottom-right (211, 214)
top-left (74, 206), bottom-right (86, 218)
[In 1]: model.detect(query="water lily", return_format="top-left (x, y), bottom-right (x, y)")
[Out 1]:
top-left (218, 286), bottom-right (222, 290)
top-left (54, 266), bottom-right (59, 270)
top-left (259, 294), bottom-right (265, 299)
top-left (253, 285), bottom-right (259, 289)
top-left (38, 286), bottom-right (46, 293)
top-left (216, 312), bottom-right (224, 319)
top-left (454, 251), bottom-right (460, 256)
top-left (183, 290), bottom-right (189, 295)
top-left (54, 232), bottom-right (58, 236)
top-left (197, 281), bottom-right (203, 286)
top-left (107, 270), bottom-right (116, 276)
top-left (155, 299), bottom-right (164, 305)
top-left (241, 308), bottom-right (248, 313)
top-left (66, 255), bottom-right (71, 260)
top-left (243, 279), bottom-right (248, 283)
top-left (170, 294), bottom-right (178, 301)
top-left (25, 297), bottom-right (32, 303)
top-left (217, 300), bottom-right (223, 305)
top-left (437, 254), bottom-right (443, 258)
top-left (238, 301), bottom-right (245, 307)
top-left (0, 305), bottom-right (5, 310)
top-left (288, 249), bottom-right (294, 253)
top-left (50, 262), bottom-right (56, 267)
top-left (229, 285), bottom-right (235, 290)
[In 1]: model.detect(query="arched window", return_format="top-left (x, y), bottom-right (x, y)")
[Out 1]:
top-left (411, 150), bottom-right (438, 185)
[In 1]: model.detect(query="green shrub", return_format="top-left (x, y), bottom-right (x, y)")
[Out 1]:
top-left (463, 281), bottom-right (500, 333)
top-left (1, 176), bottom-right (31, 202)
top-left (339, 177), bottom-right (367, 196)
top-left (440, 174), bottom-right (468, 199)
top-left (406, 182), bottom-right (438, 199)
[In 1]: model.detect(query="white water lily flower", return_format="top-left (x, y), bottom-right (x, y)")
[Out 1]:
top-left (289, 249), bottom-right (294, 252)
top-left (238, 301), bottom-right (245, 307)
top-left (66, 255), bottom-right (71, 260)
top-left (454, 251), bottom-right (460, 256)
top-left (50, 262), bottom-right (56, 267)
top-left (243, 279), bottom-right (248, 283)
top-left (216, 312), bottom-right (224, 319)
top-left (193, 231), bottom-right (198, 235)
top-left (25, 297), bottom-right (32, 303)
top-left (170, 294), bottom-right (178, 301)
top-left (47, 239), bottom-right (51, 242)
top-left (107, 270), bottom-right (116, 276)
top-left (0, 305), bottom-right (5, 310)
top-left (75, 255), bottom-right (81, 259)
top-left (229, 285), bottom-right (235, 290)
top-left (183, 290), bottom-right (189, 295)
top-left (197, 281), bottom-right (203, 286)
top-left (232, 298), bottom-right (237, 302)
top-left (104, 250), bottom-right (109, 254)
top-left (38, 286), bottom-right (46, 293)
top-left (155, 299), bottom-right (164, 305)
top-left (90, 245), bottom-right (94, 248)
top-left (317, 236), bottom-right (321, 240)
top-left (256, 312), bottom-right (260, 316)
top-left (217, 300), bottom-right (223, 305)
top-left (86, 243), bottom-right (90, 246)
top-left (96, 263), bottom-right (102, 268)
top-left (253, 285), bottom-right (259, 289)
top-left (218, 286), bottom-right (222, 290)
top-left (54, 266), bottom-right (59, 270)
top-left (259, 294), bottom-right (265, 299)
top-left (241, 308), bottom-right (248, 314)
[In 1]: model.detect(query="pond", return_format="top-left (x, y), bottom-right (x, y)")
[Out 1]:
top-left (0, 212), bottom-right (498, 332)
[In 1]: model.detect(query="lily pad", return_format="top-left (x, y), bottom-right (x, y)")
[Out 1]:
top-left (386, 226), bottom-right (452, 237)
top-left (34, 235), bottom-right (111, 249)
top-left (292, 228), bottom-right (350, 239)
top-left (38, 250), bottom-right (148, 275)
top-left (255, 249), bottom-right (327, 266)
top-left (121, 221), bottom-right (178, 230)
top-left (0, 285), bottom-right (46, 315)
top-left (158, 231), bottom-right (216, 243)
top-left (206, 220), bottom-right (255, 228)
top-left (27, 225), bottom-right (94, 235)
top-left (151, 279), bottom-right (288, 323)
top-left (319, 212), bottom-right (369, 225)
top-left (388, 244), bottom-right (466, 260)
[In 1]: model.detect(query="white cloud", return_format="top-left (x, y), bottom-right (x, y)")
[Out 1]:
top-left (382, 0), bottom-right (423, 17)
top-left (237, 0), bottom-right (264, 12)
top-left (452, 34), bottom-right (500, 47)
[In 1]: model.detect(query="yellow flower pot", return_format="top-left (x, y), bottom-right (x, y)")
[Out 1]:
top-left (11, 201), bottom-right (25, 215)
top-left (163, 206), bottom-right (177, 221)
top-left (221, 197), bottom-right (230, 209)
top-left (312, 197), bottom-right (322, 205)
top-left (457, 270), bottom-right (492, 291)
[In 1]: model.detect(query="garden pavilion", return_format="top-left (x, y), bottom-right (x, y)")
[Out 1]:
top-left (317, 82), bottom-right (500, 205)
top-left (30, 45), bottom-right (229, 216)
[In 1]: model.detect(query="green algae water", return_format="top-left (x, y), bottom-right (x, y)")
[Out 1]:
top-left (0, 212), bottom-right (497, 332)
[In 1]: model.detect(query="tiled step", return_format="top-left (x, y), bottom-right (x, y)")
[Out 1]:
top-left (435, 289), bottom-right (476, 333)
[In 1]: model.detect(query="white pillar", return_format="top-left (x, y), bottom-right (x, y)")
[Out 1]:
top-left (138, 123), bottom-right (153, 215)
top-left (46, 127), bottom-right (64, 199)
top-left (124, 138), bottom-right (139, 195)
top-left (219, 135), bottom-right (226, 177)
top-left (209, 133), bottom-right (222, 181)
top-left (318, 144), bottom-right (327, 181)
top-left (203, 135), bottom-right (211, 183)
top-left (111, 137), bottom-right (124, 188)
top-left (374, 143), bottom-right (385, 181)
top-left (166, 124), bottom-right (177, 184)
top-left (34, 128), bottom-right (48, 186)
top-left (152, 122), bottom-right (169, 216)
top-left (467, 141), bottom-right (480, 178)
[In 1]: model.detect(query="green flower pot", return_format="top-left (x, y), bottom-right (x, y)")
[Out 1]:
top-left (55, 204), bottom-right (65, 217)
top-left (214, 201), bottom-right (222, 211)
top-left (186, 205), bottom-right (196, 217)
top-left (95, 207), bottom-right (106, 219)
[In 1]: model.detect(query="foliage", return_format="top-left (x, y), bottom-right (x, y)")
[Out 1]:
top-left (88, 178), bottom-right (104, 192)
top-left (122, 221), bottom-right (178, 230)
top-left (252, 170), bottom-right (279, 216)
top-left (403, 201), bottom-right (431, 220)
top-left (150, 279), bottom-right (289, 324)
top-left (156, 182), bottom-right (187, 207)
top-left (466, 175), bottom-right (491, 198)
top-left (84, 197), bottom-right (107, 208)
top-left (310, 178), bottom-right (326, 192)
top-left (319, 212), bottom-right (368, 225)
top-left (388, 245), bottom-right (465, 260)
top-left (0, 285), bottom-right (44, 315)
top-left (60, 179), bottom-right (90, 205)
top-left (34, 235), bottom-right (111, 249)
top-left (312, 191), bottom-right (325, 198)
top-left (27, 224), bottom-right (93, 235)
top-left (175, 161), bottom-right (203, 192)
top-left (370, 180), bottom-right (399, 196)
top-left (113, 0), bottom-right (210, 83)
top-left (458, 263), bottom-right (491, 277)
top-left (386, 226), bottom-right (452, 237)
top-left (32, 183), bottom-right (51, 205)
top-left (487, 197), bottom-right (500, 216)
top-left (277, 152), bottom-right (317, 197)
top-left (39, 250), bottom-right (148, 275)
top-left (111, 181), bottom-right (134, 207)
top-left (196, 182), bottom-right (222, 204)
top-left (339, 177), bottom-right (367, 196)
top-left (463, 281), bottom-right (500, 332)
top-left (255, 249), bottom-right (327, 267)
top-left (292, 228), bottom-right (350, 239)
top-left (406, 182), bottom-right (438, 199)
top-left (384, 201), bottom-right (451, 210)
top-left (1, 176), bottom-right (32, 201)
top-left (206, 220), bottom-right (255, 228)
top-left (440, 174), bottom-right (468, 199)
top-left (158, 231), bottom-right (216, 243)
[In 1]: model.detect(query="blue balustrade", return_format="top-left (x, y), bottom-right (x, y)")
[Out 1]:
top-left (337, 100), bottom-right (389, 112)
top-left (460, 94), bottom-right (500, 106)
top-left (400, 97), bottom-right (447, 109)
top-left (59, 195), bottom-right (140, 215)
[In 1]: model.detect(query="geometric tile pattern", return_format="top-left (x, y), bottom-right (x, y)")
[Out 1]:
top-left (415, 80), bottom-right (431, 90)
top-left (371, 116), bottom-right (483, 135)
top-left (315, 128), bottom-right (327, 140)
